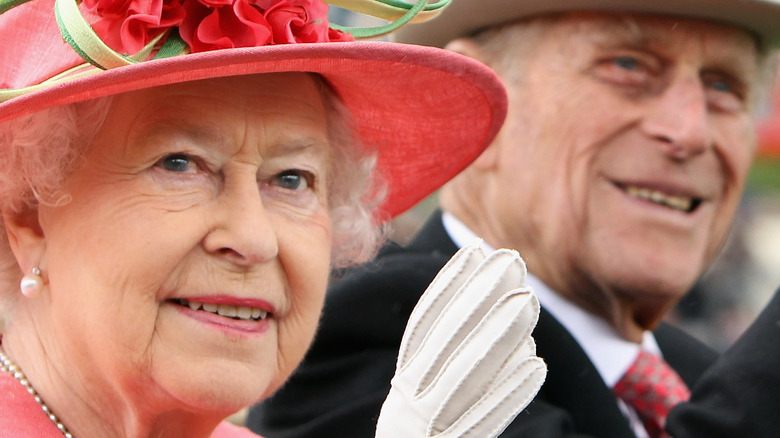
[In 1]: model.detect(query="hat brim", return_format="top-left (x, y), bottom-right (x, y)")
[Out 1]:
top-left (0, 41), bottom-right (506, 220)
top-left (394, 0), bottom-right (780, 48)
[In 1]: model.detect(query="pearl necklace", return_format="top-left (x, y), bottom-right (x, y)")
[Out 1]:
top-left (0, 349), bottom-right (74, 438)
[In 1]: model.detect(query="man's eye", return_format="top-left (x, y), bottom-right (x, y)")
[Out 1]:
top-left (613, 56), bottom-right (640, 71)
top-left (701, 71), bottom-right (747, 111)
top-left (709, 80), bottom-right (732, 93)
top-left (275, 170), bottom-right (310, 191)
top-left (157, 154), bottom-right (194, 173)
top-left (704, 81), bottom-right (746, 113)
top-left (592, 53), bottom-right (657, 89)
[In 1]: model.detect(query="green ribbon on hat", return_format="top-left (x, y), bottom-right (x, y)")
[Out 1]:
top-left (52, 0), bottom-right (449, 67)
top-left (0, 64), bottom-right (101, 102)
top-left (0, 0), bottom-right (188, 103)
top-left (55, 0), bottom-right (191, 69)
top-left (0, 0), bottom-right (27, 14)
top-left (0, 0), bottom-right (448, 103)
top-left (326, 0), bottom-right (449, 38)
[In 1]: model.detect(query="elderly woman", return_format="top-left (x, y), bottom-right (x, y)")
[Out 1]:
top-left (0, 0), bottom-right (545, 437)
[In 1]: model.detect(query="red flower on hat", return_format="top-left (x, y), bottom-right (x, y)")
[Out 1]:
top-left (179, 0), bottom-right (274, 51)
top-left (83, 0), bottom-right (353, 55)
top-left (180, 0), bottom-right (353, 52)
top-left (82, 0), bottom-right (187, 54)
top-left (257, 0), bottom-right (354, 44)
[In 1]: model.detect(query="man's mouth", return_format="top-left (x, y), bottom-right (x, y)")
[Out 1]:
top-left (616, 183), bottom-right (702, 213)
top-left (169, 298), bottom-right (269, 322)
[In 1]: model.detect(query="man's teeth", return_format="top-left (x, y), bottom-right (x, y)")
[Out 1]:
top-left (624, 185), bottom-right (693, 212)
top-left (179, 299), bottom-right (268, 321)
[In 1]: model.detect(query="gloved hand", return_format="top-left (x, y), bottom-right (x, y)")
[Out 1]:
top-left (375, 241), bottom-right (547, 438)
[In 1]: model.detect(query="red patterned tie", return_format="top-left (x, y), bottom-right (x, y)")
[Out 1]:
top-left (613, 350), bottom-right (691, 438)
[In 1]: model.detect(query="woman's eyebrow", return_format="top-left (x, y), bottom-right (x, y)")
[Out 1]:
top-left (131, 117), bottom-right (230, 150)
top-left (274, 137), bottom-right (329, 154)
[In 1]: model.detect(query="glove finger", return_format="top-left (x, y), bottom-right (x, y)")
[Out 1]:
top-left (405, 250), bottom-right (528, 394)
top-left (427, 288), bottom-right (539, 431)
top-left (492, 295), bottom-right (539, 384)
top-left (397, 241), bottom-right (487, 368)
top-left (495, 336), bottom-right (537, 384)
top-left (437, 357), bottom-right (547, 438)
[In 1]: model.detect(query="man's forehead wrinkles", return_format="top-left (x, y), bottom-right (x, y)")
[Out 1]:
top-left (561, 14), bottom-right (652, 46)
top-left (568, 17), bottom-right (758, 72)
top-left (567, 14), bottom-right (743, 49)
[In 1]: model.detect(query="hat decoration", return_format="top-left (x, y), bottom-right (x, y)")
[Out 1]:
top-left (0, 0), bottom-right (509, 220)
top-left (0, 0), bottom-right (449, 102)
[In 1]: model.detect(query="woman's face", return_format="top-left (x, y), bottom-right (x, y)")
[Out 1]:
top-left (34, 73), bottom-right (333, 415)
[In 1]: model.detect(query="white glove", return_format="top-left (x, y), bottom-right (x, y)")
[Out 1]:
top-left (375, 241), bottom-right (547, 438)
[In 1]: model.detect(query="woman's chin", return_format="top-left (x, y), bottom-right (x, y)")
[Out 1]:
top-left (183, 382), bottom-right (268, 416)
top-left (153, 366), bottom-right (272, 416)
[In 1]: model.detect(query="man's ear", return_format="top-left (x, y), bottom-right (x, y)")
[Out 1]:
top-left (2, 205), bottom-right (45, 273)
top-left (470, 141), bottom-right (500, 171)
top-left (444, 38), bottom-right (485, 63)
top-left (444, 38), bottom-right (500, 171)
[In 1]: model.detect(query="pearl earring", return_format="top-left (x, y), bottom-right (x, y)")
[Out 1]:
top-left (20, 267), bottom-right (43, 298)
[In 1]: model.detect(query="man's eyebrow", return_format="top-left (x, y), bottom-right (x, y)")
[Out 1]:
top-left (583, 18), bottom-right (759, 74)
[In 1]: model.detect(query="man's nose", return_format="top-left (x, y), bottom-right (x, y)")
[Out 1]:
top-left (641, 74), bottom-right (712, 161)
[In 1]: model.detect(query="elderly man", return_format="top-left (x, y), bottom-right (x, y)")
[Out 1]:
top-left (246, 1), bottom-right (780, 437)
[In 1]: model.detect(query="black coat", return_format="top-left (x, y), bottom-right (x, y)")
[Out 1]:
top-left (247, 211), bottom-right (778, 437)
top-left (666, 283), bottom-right (780, 438)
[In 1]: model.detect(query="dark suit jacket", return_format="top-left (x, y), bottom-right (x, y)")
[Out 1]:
top-left (666, 286), bottom-right (780, 437)
top-left (246, 211), bottom-right (751, 437)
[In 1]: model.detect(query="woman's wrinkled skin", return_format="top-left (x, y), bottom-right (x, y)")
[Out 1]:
top-left (2, 73), bottom-right (334, 438)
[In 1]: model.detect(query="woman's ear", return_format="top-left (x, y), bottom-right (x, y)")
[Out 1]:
top-left (2, 205), bottom-right (45, 273)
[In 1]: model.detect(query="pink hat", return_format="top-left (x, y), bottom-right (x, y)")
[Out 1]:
top-left (0, 0), bottom-right (507, 220)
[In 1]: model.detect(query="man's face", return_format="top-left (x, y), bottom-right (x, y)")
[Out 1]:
top-left (487, 13), bottom-right (762, 332)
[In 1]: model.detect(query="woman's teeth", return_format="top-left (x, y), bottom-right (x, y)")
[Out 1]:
top-left (175, 299), bottom-right (268, 321)
top-left (623, 185), bottom-right (696, 212)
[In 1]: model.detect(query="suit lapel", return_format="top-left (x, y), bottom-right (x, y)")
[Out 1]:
top-left (654, 323), bottom-right (717, 388)
top-left (533, 308), bottom-right (637, 437)
top-left (406, 210), bottom-right (460, 257)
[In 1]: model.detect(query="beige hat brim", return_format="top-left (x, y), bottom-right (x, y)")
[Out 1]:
top-left (394, 0), bottom-right (780, 48)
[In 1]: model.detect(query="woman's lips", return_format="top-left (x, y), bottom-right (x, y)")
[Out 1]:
top-left (173, 298), bottom-right (269, 321)
top-left (167, 296), bottom-right (274, 335)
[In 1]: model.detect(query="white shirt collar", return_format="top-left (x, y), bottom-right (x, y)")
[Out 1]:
top-left (528, 276), bottom-right (662, 386)
top-left (440, 211), bottom-right (661, 387)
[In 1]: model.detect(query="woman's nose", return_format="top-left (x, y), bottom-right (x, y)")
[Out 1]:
top-left (641, 74), bottom-right (712, 161)
top-left (202, 174), bottom-right (279, 267)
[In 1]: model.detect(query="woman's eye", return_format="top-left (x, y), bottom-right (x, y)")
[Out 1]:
top-left (157, 153), bottom-right (195, 173)
top-left (274, 170), bottom-right (311, 191)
